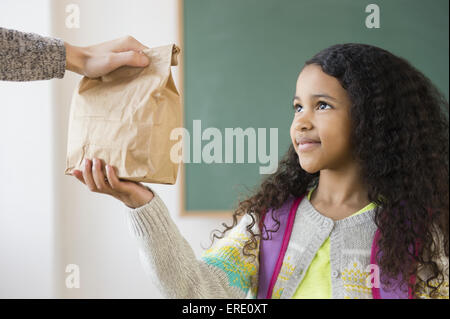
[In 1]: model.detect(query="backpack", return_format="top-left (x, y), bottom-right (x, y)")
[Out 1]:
top-left (256, 193), bottom-right (416, 299)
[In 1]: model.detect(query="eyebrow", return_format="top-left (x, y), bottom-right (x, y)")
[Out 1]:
top-left (293, 93), bottom-right (338, 103)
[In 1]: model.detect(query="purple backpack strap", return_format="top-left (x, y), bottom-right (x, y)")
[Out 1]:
top-left (257, 194), bottom-right (305, 299)
top-left (371, 228), bottom-right (417, 299)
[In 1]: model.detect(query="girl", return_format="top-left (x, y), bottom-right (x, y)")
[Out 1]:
top-left (72, 43), bottom-right (449, 299)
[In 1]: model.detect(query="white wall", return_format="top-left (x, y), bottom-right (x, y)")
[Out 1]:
top-left (0, 0), bottom-right (54, 298)
top-left (1, 0), bottom-right (227, 298)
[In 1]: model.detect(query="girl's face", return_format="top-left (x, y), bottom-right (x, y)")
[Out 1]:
top-left (290, 64), bottom-right (354, 173)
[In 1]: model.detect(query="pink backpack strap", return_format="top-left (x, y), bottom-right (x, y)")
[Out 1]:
top-left (371, 229), bottom-right (382, 299)
top-left (371, 228), bottom-right (418, 299)
top-left (257, 195), bottom-right (304, 299)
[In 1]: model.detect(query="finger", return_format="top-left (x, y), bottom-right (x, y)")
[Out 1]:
top-left (93, 36), bottom-right (148, 53)
top-left (109, 50), bottom-right (149, 69)
top-left (105, 165), bottom-right (128, 193)
top-left (117, 35), bottom-right (149, 52)
top-left (72, 169), bottom-right (86, 184)
top-left (92, 158), bottom-right (112, 193)
top-left (82, 159), bottom-right (98, 192)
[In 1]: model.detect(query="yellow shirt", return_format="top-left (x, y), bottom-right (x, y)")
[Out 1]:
top-left (292, 187), bottom-right (376, 299)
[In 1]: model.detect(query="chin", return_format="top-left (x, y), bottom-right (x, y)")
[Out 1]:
top-left (298, 157), bottom-right (320, 174)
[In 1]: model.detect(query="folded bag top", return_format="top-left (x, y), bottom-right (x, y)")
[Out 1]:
top-left (65, 44), bottom-right (182, 184)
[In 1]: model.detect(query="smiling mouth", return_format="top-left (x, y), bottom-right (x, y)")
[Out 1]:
top-left (297, 141), bottom-right (321, 152)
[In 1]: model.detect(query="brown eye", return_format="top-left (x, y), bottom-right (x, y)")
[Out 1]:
top-left (293, 104), bottom-right (302, 112)
top-left (318, 101), bottom-right (333, 110)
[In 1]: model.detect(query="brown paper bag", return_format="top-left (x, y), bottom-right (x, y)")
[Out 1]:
top-left (65, 44), bottom-right (181, 184)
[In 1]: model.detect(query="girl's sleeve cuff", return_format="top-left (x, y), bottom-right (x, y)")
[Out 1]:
top-left (127, 187), bottom-right (171, 237)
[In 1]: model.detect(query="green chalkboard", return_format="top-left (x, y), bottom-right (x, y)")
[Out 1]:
top-left (182, 0), bottom-right (449, 214)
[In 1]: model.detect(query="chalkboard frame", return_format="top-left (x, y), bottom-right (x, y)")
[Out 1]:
top-left (178, 0), bottom-right (234, 218)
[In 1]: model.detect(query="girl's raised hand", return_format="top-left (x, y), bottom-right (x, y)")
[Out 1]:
top-left (72, 158), bottom-right (154, 209)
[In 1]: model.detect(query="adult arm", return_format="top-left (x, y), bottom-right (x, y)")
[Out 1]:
top-left (0, 27), bottom-right (149, 81)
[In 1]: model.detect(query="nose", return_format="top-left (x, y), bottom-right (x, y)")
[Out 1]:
top-left (294, 111), bottom-right (313, 131)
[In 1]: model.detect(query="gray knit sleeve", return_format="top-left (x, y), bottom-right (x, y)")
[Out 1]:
top-left (126, 188), bottom-right (260, 299)
top-left (0, 27), bottom-right (66, 81)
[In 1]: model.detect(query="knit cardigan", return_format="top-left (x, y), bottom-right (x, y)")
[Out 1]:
top-left (126, 188), bottom-right (449, 299)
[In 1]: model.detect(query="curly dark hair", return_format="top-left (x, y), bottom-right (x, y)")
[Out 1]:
top-left (209, 43), bottom-right (449, 298)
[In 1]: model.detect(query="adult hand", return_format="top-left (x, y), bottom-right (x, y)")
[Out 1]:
top-left (72, 158), bottom-right (154, 209)
top-left (65, 36), bottom-right (150, 78)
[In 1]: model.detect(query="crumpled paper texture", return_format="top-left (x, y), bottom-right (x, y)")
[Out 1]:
top-left (65, 44), bottom-right (181, 184)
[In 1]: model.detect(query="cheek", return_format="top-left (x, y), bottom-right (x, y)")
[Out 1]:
top-left (289, 120), bottom-right (297, 147)
top-left (320, 121), bottom-right (352, 156)
top-left (322, 136), bottom-right (348, 156)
